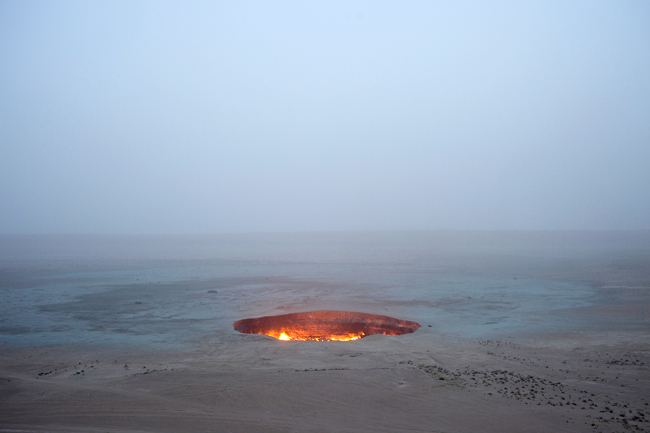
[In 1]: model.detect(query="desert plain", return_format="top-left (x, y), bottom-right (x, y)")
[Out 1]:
top-left (1, 232), bottom-right (649, 433)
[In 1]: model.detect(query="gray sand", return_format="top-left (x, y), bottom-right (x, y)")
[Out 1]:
top-left (1, 232), bottom-right (649, 432)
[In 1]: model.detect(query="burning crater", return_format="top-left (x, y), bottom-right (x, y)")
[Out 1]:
top-left (233, 310), bottom-right (421, 341)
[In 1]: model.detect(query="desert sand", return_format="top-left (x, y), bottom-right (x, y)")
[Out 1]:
top-left (0, 232), bottom-right (649, 433)
top-left (1, 329), bottom-right (649, 433)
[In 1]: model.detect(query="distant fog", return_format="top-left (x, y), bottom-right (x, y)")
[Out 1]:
top-left (1, 1), bottom-right (649, 233)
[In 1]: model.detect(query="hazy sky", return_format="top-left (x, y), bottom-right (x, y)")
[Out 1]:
top-left (1, 1), bottom-right (649, 233)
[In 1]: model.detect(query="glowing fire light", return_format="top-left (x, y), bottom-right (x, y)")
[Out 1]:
top-left (233, 311), bottom-right (420, 342)
top-left (270, 331), bottom-right (364, 341)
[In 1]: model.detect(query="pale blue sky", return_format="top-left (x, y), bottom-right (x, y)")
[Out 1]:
top-left (1, 1), bottom-right (649, 233)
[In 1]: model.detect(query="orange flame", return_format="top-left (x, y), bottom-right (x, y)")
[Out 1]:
top-left (233, 311), bottom-right (421, 342)
top-left (268, 331), bottom-right (365, 341)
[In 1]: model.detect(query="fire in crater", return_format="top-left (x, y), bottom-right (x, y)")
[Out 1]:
top-left (233, 310), bottom-right (421, 341)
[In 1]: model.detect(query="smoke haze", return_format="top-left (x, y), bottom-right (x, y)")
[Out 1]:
top-left (1, 1), bottom-right (649, 233)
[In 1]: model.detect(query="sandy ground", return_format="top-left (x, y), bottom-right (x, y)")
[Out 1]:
top-left (1, 324), bottom-right (649, 433)
top-left (1, 233), bottom-right (649, 433)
